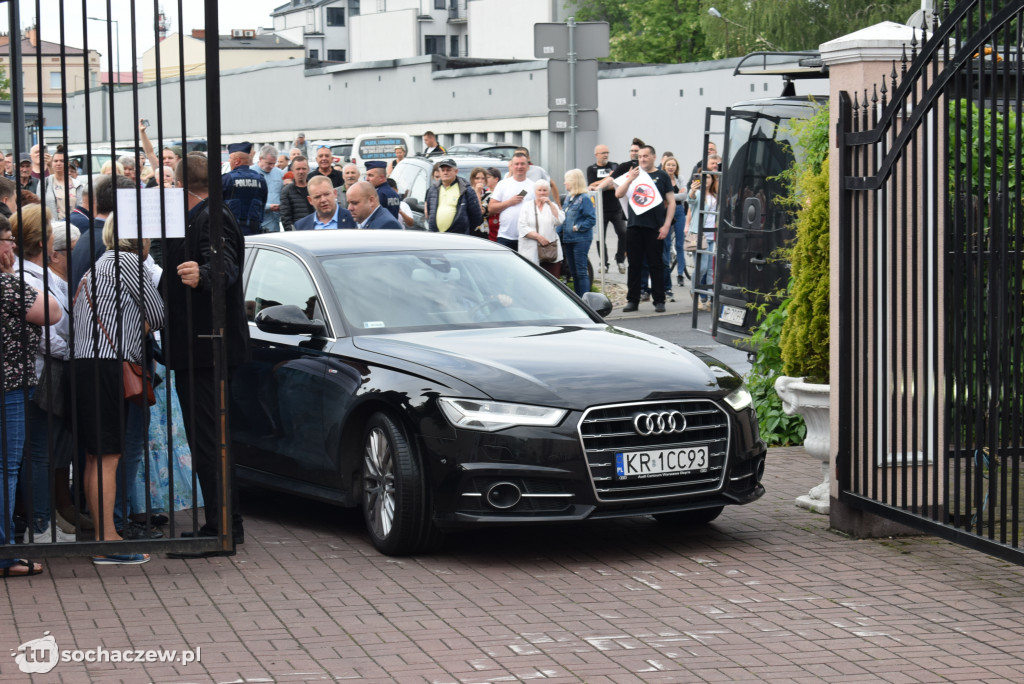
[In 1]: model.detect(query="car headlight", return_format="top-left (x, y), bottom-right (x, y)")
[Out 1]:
top-left (438, 398), bottom-right (568, 432)
top-left (723, 386), bottom-right (753, 411)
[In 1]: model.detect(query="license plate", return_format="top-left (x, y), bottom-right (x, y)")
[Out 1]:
top-left (719, 304), bottom-right (746, 326)
top-left (615, 446), bottom-right (709, 479)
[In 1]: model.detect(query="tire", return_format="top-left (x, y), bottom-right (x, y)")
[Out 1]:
top-left (653, 506), bottom-right (724, 526)
top-left (361, 412), bottom-right (440, 555)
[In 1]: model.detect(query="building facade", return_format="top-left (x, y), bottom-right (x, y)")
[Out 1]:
top-left (141, 30), bottom-right (303, 82)
top-left (0, 27), bottom-right (100, 102)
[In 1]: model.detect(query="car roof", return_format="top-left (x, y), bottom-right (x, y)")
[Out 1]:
top-left (246, 228), bottom-right (509, 258)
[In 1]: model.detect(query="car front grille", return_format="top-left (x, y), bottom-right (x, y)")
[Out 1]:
top-left (577, 399), bottom-right (730, 502)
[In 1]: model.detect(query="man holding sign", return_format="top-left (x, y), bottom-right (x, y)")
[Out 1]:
top-left (614, 145), bottom-right (675, 313)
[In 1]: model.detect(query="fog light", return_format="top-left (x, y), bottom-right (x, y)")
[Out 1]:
top-left (755, 457), bottom-right (766, 484)
top-left (485, 482), bottom-right (522, 510)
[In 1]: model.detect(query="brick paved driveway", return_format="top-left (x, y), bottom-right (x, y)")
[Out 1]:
top-left (4, 447), bottom-right (1024, 683)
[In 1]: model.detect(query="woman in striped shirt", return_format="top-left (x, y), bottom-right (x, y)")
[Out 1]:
top-left (73, 212), bottom-right (164, 565)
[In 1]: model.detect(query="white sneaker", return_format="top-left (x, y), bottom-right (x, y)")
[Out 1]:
top-left (33, 521), bottom-right (76, 543)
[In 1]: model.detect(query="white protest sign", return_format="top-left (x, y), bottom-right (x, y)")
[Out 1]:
top-left (115, 187), bottom-right (186, 239)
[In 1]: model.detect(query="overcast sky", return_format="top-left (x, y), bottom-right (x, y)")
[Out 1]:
top-left (4, 0), bottom-right (285, 71)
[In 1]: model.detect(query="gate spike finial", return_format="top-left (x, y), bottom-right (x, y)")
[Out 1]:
top-left (891, 60), bottom-right (898, 93)
top-left (853, 91), bottom-right (859, 110)
top-left (911, 28), bottom-right (918, 62)
top-left (900, 45), bottom-right (908, 77)
top-left (879, 79), bottom-right (887, 109)
top-left (941, 1), bottom-right (949, 20)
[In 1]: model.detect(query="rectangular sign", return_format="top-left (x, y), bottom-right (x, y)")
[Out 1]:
top-left (547, 59), bottom-right (599, 111)
top-left (548, 110), bottom-right (598, 133)
top-left (116, 187), bottom-right (186, 239)
top-left (534, 22), bottom-right (611, 60)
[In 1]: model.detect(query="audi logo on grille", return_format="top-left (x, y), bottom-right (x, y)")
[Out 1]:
top-left (633, 410), bottom-right (687, 436)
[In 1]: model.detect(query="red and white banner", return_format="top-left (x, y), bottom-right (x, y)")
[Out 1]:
top-left (615, 170), bottom-right (663, 215)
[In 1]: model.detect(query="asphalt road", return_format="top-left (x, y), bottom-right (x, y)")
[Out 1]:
top-left (609, 310), bottom-right (753, 377)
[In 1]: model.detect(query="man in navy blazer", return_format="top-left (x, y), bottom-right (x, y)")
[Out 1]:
top-left (347, 181), bottom-right (403, 230)
top-left (294, 175), bottom-right (356, 230)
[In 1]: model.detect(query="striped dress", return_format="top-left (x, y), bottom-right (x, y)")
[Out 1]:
top-left (73, 250), bottom-right (164, 364)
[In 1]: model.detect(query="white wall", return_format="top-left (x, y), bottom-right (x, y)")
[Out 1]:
top-left (350, 10), bottom-right (419, 62)
top-left (468, 0), bottom-right (552, 59)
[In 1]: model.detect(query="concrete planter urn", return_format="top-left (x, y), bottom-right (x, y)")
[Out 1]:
top-left (774, 376), bottom-right (831, 514)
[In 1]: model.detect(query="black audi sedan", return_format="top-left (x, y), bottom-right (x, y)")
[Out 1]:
top-left (232, 231), bottom-right (766, 555)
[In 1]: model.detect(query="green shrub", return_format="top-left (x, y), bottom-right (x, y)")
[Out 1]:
top-left (779, 105), bottom-right (831, 383)
top-left (747, 290), bottom-right (807, 445)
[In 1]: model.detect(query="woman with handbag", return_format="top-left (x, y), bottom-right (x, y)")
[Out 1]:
top-left (559, 169), bottom-right (596, 296)
top-left (517, 180), bottom-right (565, 277)
top-left (10, 205), bottom-right (76, 543)
top-left (0, 215), bottom-right (61, 578)
top-left (72, 212), bottom-right (164, 565)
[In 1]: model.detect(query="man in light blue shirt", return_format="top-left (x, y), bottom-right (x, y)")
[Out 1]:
top-left (252, 144), bottom-right (285, 232)
top-left (294, 175), bottom-right (356, 230)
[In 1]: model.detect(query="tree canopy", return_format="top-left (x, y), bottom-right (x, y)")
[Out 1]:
top-left (570, 0), bottom-right (922, 63)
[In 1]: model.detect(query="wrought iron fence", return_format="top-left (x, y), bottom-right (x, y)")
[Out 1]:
top-left (837, 0), bottom-right (1024, 564)
top-left (0, 0), bottom-right (230, 561)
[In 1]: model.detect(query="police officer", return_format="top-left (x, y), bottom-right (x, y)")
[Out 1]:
top-left (365, 160), bottom-right (402, 220)
top-left (222, 141), bottom-right (268, 236)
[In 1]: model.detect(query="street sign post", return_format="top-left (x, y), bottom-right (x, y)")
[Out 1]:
top-left (535, 19), bottom-right (609, 170)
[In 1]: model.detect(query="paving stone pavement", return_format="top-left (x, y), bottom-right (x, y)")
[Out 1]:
top-left (4, 447), bottom-right (1024, 683)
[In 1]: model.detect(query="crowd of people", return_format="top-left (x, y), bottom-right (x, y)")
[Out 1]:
top-left (0, 143), bottom-right (248, 576)
top-left (0, 128), bottom-right (717, 578)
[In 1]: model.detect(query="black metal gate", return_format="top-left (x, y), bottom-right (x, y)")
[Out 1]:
top-left (0, 0), bottom-right (231, 561)
top-left (838, 0), bottom-right (1024, 564)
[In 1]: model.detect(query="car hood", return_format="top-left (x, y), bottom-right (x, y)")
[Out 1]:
top-left (352, 325), bottom-right (739, 409)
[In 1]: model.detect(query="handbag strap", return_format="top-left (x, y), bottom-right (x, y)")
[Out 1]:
top-left (74, 275), bottom-right (119, 356)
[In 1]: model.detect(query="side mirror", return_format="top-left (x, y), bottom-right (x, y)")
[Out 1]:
top-left (255, 304), bottom-right (327, 337)
top-left (406, 197), bottom-right (423, 212)
top-left (582, 292), bottom-right (613, 317)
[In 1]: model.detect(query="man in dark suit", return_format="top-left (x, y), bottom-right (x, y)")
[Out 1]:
top-left (347, 181), bottom-right (403, 230)
top-left (164, 154), bottom-right (250, 559)
top-left (293, 176), bottom-right (356, 230)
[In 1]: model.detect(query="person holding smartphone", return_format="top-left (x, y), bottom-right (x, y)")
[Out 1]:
top-left (487, 152), bottom-right (535, 252)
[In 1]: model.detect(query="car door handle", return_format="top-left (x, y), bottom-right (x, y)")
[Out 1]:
top-left (750, 257), bottom-right (766, 265)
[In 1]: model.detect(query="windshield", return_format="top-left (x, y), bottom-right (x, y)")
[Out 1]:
top-left (319, 249), bottom-right (594, 334)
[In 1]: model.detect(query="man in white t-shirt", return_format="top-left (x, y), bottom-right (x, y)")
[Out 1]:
top-left (488, 152), bottom-right (535, 251)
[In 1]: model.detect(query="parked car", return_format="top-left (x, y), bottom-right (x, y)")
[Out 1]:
top-left (389, 154), bottom-right (515, 230)
top-left (444, 142), bottom-right (520, 160)
top-left (232, 231), bottom-right (766, 555)
top-left (64, 147), bottom-right (142, 174)
top-left (352, 131), bottom-right (415, 172)
top-left (308, 139), bottom-right (353, 166)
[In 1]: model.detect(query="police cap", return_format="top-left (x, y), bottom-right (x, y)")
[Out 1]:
top-left (227, 141), bottom-right (253, 155)
top-left (365, 161), bottom-right (387, 170)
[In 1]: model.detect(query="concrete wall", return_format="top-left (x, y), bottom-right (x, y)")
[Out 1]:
top-left (64, 53), bottom-right (828, 183)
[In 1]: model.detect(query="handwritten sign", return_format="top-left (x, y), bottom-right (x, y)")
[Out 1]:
top-left (115, 188), bottom-right (186, 239)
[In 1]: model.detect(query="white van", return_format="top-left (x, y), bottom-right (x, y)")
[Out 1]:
top-left (351, 132), bottom-right (414, 173)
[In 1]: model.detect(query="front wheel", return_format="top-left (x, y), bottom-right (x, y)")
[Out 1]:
top-left (653, 506), bottom-right (724, 526)
top-left (361, 412), bottom-right (440, 555)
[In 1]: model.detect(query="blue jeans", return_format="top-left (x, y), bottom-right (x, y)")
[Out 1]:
top-left (672, 205), bottom-right (687, 276)
top-left (496, 236), bottom-right (518, 252)
top-left (21, 392), bottom-right (71, 534)
top-left (114, 403), bottom-right (146, 528)
top-left (692, 237), bottom-right (716, 302)
top-left (1, 389), bottom-right (28, 568)
top-left (563, 239), bottom-right (592, 296)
